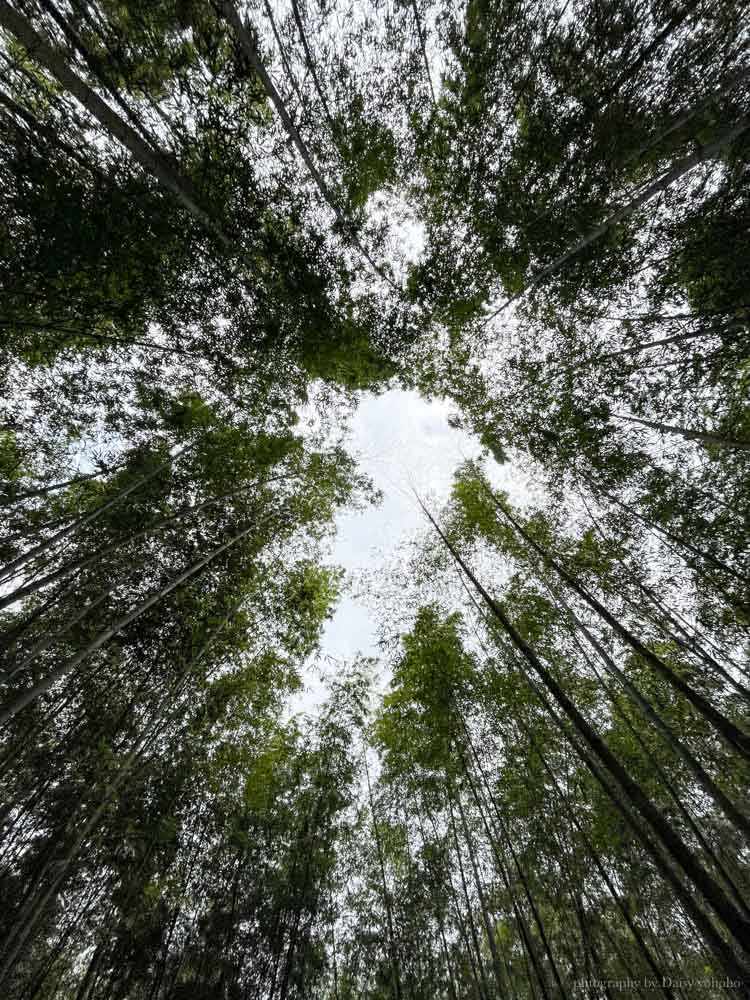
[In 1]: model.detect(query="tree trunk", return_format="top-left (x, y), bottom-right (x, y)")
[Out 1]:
top-left (0, 478), bottom-right (287, 612)
top-left (421, 804), bottom-right (488, 1000)
top-left (525, 719), bottom-right (676, 998)
top-left (2, 466), bottom-right (111, 506)
top-left (635, 65), bottom-right (750, 161)
top-left (0, 444), bottom-right (188, 587)
top-left (492, 498), bottom-right (750, 763)
top-left (487, 118), bottom-right (750, 319)
top-left (0, 728), bottom-right (152, 984)
top-left (459, 732), bottom-right (568, 998)
top-left (558, 321), bottom-right (743, 375)
top-left (409, 0), bottom-right (436, 105)
top-left (0, 519), bottom-right (259, 723)
top-left (3, 577), bottom-right (122, 681)
top-left (420, 498), bottom-right (750, 982)
top-left (591, 7), bottom-right (698, 112)
top-left (450, 778), bottom-right (521, 999)
top-left (363, 750), bottom-right (403, 1000)
top-left (0, 88), bottom-right (105, 178)
top-left (37, 0), bottom-right (167, 150)
top-left (0, 2), bottom-right (232, 247)
top-left (567, 618), bottom-right (750, 921)
top-left (581, 472), bottom-right (750, 592)
top-left (215, 1), bottom-right (397, 290)
top-left (289, 0), bottom-right (340, 132)
top-left (612, 412), bottom-right (750, 451)
top-left (445, 798), bottom-right (494, 1000)
top-left (552, 584), bottom-right (750, 844)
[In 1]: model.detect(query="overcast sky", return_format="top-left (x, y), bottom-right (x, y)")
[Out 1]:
top-left (291, 387), bottom-right (536, 713)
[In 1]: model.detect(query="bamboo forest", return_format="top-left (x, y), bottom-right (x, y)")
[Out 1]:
top-left (1, 0), bottom-right (750, 996)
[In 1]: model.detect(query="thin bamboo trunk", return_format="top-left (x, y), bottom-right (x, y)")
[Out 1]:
top-left (565, 614), bottom-right (750, 919)
top-left (215, 1), bottom-right (397, 290)
top-left (421, 800), bottom-right (489, 1000)
top-left (582, 472), bottom-right (749, 588)
top-left (446, 798), bottom-right (494, 1000)
top-left (492, 497), bottom-right (750, 763)
top-left (3, 466), bottom-right (111, 505)
top-left (409, 0), bottom-right (436, 105)
top-left (0, 444), bottom-right (188, 587)
top-left (458, 732), bottom-right (568, 998)
top-left (0, 477), bottom-right (287, 612)
top-left (363, 749), bottom-right (404, 1000)
top-left (612, 412), bottom-right (750, 451)
top-left (420, 497), bottom-right (750, 982)
top-left (486, 118), bottom-right (750, 319)
top-left (552, 585), bottom-right (750, 843)
top-left (289, 0), bottom-right (339, 133)
top-left (451, 779), bottom-right (519, 999)
top-left (0, 2), bottom-right (232, 247)
top-left (557, 321), bottom-right (743, 375)
top-left (0, 519), bottom-right (260, 724)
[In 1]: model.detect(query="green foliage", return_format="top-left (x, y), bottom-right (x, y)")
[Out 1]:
top-left (1, 0), bottom-right (749, 996)
top-left (0, 429), bottom-right (26, 488)
top-left (337, 97), bottom-right (398, 213)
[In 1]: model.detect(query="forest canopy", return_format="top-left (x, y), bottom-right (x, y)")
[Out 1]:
top-left (0, 0), bottom-right (749, 998)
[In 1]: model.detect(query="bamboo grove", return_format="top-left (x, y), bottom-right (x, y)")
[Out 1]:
top-left (0, 0), bottom-right (748, 996)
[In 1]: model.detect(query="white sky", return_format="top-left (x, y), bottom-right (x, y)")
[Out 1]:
top-left (290, 387), bottom-right (537, 714)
